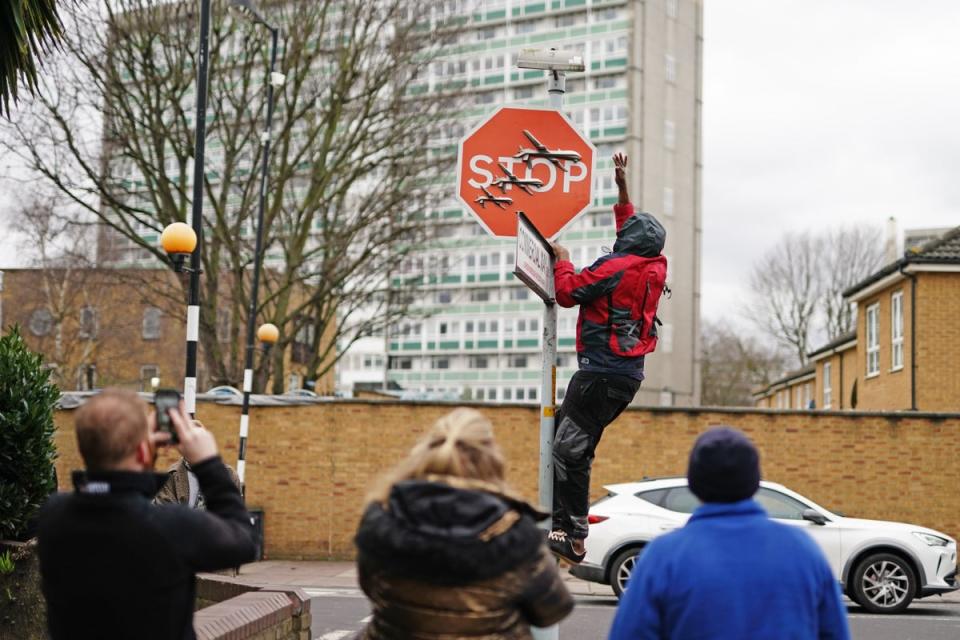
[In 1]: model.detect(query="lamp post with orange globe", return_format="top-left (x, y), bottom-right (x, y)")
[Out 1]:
top-left (161, 222), bottom-right (203, 416)
top-left (237, 322), bottom-right (279, 492)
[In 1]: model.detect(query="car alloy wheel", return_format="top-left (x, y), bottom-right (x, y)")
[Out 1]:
top-left (852, 553), bottom-right (915, 614)
top-left (610, 547), bottom-right (643, 598)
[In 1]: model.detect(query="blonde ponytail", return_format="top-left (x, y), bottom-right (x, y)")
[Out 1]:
top-left (365, 408), bottom-right (508, 505)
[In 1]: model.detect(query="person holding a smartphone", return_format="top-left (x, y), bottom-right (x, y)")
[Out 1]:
top-left (37, 389), bottom-right (257, 640)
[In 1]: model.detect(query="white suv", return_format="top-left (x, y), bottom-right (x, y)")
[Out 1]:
top-left (571, 477), bottom-right (958, 613)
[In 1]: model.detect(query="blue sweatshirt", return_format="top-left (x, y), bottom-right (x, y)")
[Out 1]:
top-left (608, 499), bottom-right (851, 640)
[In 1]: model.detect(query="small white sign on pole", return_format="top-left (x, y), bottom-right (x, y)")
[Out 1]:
top-left (514, 212), bottom-right (555, 303)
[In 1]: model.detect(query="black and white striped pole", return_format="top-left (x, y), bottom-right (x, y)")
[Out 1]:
top-left (161, 222), bottom-right (200, 408)
top-left (237, 322), bottom-right (277, 493)
top-left (229, 0), bottom-right (285, 496)
top-left (161, 0), bottom-right (212, 418)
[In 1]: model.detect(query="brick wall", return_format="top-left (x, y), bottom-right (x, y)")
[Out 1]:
top-left (193, 578), bottom-right (311, 640)
top-left (53, 400), bottom-right (960, 559)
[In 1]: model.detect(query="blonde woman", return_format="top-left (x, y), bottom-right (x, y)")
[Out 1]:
top-left (354, 408), bottom-right (574, 640)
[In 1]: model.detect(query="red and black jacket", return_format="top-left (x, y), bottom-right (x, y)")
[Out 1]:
top-left (554, 203), bottom-right (667, 380)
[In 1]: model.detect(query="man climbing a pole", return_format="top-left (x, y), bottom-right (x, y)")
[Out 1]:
top-left (548, 153), bottom-right (668, 564)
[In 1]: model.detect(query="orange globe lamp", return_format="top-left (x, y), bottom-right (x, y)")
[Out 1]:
top-left (257, 323), bottom-right (279, 345)
top-left (161, 222), bottom-right (198, 272)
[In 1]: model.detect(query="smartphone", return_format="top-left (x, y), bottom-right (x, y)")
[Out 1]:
top-left (154, 388), bottom-right (181, 445)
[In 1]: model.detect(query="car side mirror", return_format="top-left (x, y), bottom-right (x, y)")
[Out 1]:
top-left (802, 509), bottom-right (828, 526)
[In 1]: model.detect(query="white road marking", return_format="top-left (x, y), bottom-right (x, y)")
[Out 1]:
top-left (304, 587), bottom-right (365, 598)
top-left (315, 631), bottom-right (352, 640)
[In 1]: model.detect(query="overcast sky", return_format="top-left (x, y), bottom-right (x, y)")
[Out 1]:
top-left (701, 0), bottom-right (960, 322)
top-left (2, 1), bottom-right (958, 324)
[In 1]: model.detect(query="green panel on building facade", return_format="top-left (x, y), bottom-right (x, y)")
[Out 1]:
top-left (502, 372), bottom-right (519, 380)
top-left (504, 340), bottom-right (514, 348)
top-left (605, 58), bottom-right (627, 68)
top-left (604, 126), bottom-right (627, 136)
top-left (590, 129), bottom-right (601, 138)
top-left (488, 9), bottom-right (506, 19)
top-left (440, 341), bottom-right (459, 350)
top-left (524, 70), bottom-right (541, 80)
top-left (512, 7), bottom-right (521, 16)
top-left (591, 61), bottom-right (602, 70)
top-left (485, 74), bottom-right (505, 85)
top-left (525, 2), bottom-right (546, 13)
top-left (530, 32), bottom-right (557, 44)
top-left (566, 0), bottom-right (587, 6)
top-left (390, 342), bottom-right (399, 350)
top-left (518, 339), bottom-right (539, 348)
top-left (466, 275), bottom-right (476, 282)
top-left (425, 373), bottom-right (442, 381)
top-left (591, 23), bottom-right (608, 33)
top-left (441, 275), bottom-right (461, 284)
top-left (559, 338), bottom-right (575, 347)
top-left (442, 209), bottom-right (462, 218)
top-left (427, 342), bottom-right (436, 349)
top-left (478, 340), bottom-right (498, 349)
top-left (402, 342), bottom-right (421, 351)
top-left (465, 341), bottom-right (475, 349)
top-left (478, 273), bottom-right (500, 282)
top-left (552, 1), bottom-right (562, 8)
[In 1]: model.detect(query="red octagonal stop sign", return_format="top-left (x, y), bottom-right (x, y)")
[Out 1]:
top-left (456, 106), bottom-right (595, 238)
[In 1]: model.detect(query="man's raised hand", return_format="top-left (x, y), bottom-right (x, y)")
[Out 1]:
top-left (169, 402), bottom-right (219, 465)
top-left (613, 153), bottom-right (629, 204)
top-left (614, 153), bottom-right (628, 188)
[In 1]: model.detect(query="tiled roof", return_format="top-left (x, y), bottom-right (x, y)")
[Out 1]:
top-left (843, 225), bottom-right (960, 298)
top-left (752, 363), bottom-right (816, 398)
top-left (807, 330), bottom-right (857, 360)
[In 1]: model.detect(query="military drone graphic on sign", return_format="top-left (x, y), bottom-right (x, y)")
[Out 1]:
top-left (474, 185), bottom-right (513, 209)
top-left (513, 130), bottom-right (583, 172)
top-left (491, 162), bottom-right (544, 195)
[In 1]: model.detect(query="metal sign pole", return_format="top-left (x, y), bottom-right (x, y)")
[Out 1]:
top-left (534, 70), bottom-right (564, 640)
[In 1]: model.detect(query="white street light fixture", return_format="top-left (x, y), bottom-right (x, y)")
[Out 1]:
top-left (516, 48), bottom-right (585, 72)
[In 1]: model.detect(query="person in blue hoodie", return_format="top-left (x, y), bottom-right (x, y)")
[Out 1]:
top-left (608, 427), bottom-right (851, 640)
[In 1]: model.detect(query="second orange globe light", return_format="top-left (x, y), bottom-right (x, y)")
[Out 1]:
top-left (257, 323), bottom-right (279, 344)
top-left (160, 222), bottom-right (197, 255)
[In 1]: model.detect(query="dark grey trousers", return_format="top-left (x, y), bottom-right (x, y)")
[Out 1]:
top-left (552, 370), bottom-right (641, 540)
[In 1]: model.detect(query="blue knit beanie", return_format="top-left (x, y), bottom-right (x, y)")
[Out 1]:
top-left (687, 427), bottom-right (760, 503)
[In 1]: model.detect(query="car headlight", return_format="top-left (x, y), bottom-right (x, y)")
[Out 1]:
top-left (913, 532), bottom-right (950, 547)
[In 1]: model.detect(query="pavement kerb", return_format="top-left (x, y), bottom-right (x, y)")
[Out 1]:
top-left (218, 560), bottom-right (615, 597)
top-left (217, 560), bottom-right (960, 603)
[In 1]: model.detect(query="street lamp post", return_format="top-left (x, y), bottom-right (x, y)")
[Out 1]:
top-left (236, 322), bottom-right (278, 493)
top-left (230, 0), bottom-right (285, 493)
top-left (184, 0), bottom-right (214, 418)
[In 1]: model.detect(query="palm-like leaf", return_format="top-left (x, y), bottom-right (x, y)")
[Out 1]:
top-left (0, 0), bottom-right (66, 117)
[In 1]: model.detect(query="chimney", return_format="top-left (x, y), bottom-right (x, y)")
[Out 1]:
top-left (884, 217), bottom-right (900, 262)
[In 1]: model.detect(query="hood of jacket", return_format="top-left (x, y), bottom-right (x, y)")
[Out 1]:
top-left (614, 211), bottom-right (666, 256)
top-left (355, 477), bottom-right (546, 585)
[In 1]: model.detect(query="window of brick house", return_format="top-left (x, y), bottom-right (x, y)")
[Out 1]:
top-left (140, 365), bottom-right (159, 392)
top-left (142, 307), bottom-right (162, 340)
top-left (891, 291), bottom-right (904, 370)
top-left (866, 303), bottom-right (880, 377)
top-left (79, 306), bottom-right (98, 340)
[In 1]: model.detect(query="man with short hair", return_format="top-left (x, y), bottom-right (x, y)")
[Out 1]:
top-left (608, 427), bottom-right (850, 640)
top-left (38, 389), bottom-right (256, 640)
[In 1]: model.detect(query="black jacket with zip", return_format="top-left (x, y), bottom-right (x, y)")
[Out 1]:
top-left (37, 456), bottom-right (256, 640)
